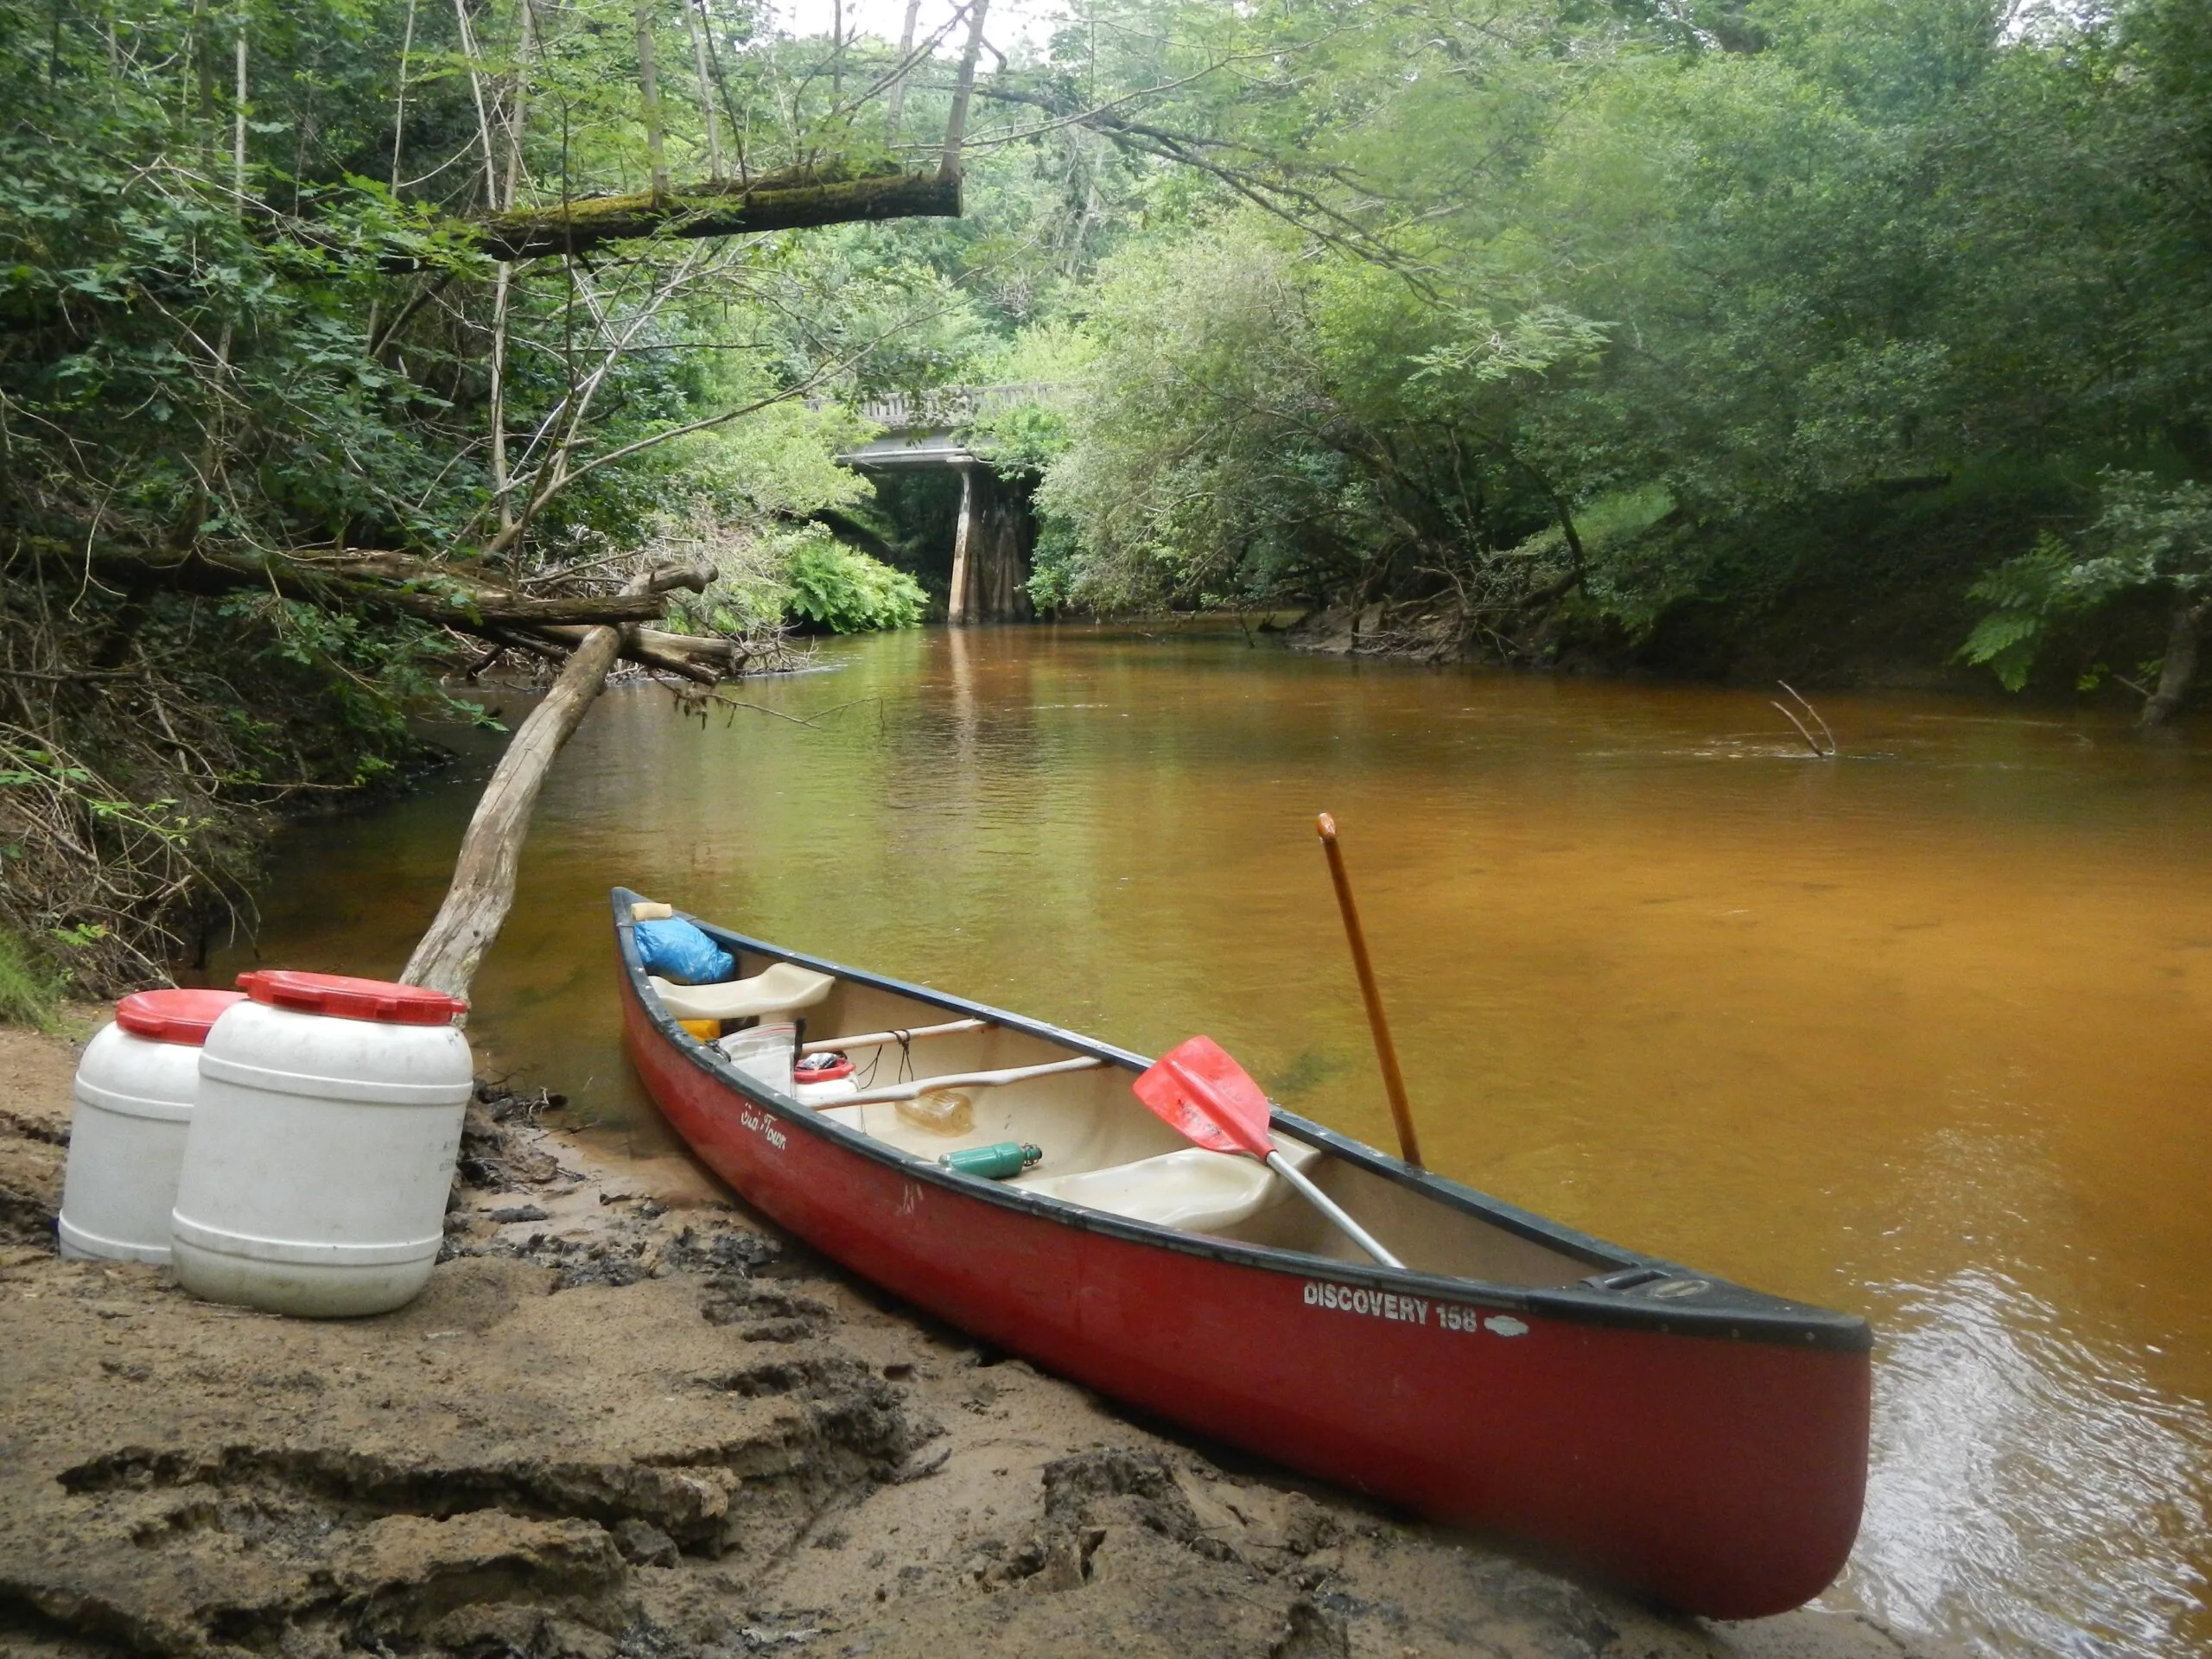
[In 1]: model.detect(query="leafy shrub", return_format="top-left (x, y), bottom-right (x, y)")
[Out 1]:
top-left (0, 927), bottom-right (59, 1030)
top-left (1963, 474), bottom-right (2212, 692)
top-left (782, 530), bottom-right (928, 632)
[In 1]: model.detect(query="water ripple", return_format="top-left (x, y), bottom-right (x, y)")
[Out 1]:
top-left (1846, 1268), bottom-right (2211, 1656)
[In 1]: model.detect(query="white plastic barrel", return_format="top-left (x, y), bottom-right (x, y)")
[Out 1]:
top-left (171, 970), bottom-right (471, 1318)
top-left (58, 988), bottom-right (245, 1263)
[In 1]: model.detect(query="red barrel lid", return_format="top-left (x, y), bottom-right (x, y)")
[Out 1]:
top-left (235, 969), bottom-right (468, 1026)
top-left (797, 1052), bottom-right (855, 1084)
top-left (114, 988), bottom-right (247, 1045)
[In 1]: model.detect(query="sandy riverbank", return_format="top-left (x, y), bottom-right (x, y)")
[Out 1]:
top-left (0, 1018), bottom-right (1942, 1659)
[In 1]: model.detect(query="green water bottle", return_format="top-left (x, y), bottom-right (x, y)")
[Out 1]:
top-left (938, 1141), bottom-right (1043, 1180)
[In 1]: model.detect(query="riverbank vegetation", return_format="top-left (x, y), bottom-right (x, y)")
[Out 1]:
top-left (4, 0), bottom-right (2208, 993)
top-left (0, 0), bottom-right (980, 988)
top-left (957, 0), bottom-right (2210, 718)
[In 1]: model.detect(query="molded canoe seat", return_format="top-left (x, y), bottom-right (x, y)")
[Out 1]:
top-left (1016, 1139), bottom-right (1323, 1234)
top-left (650, 962), bottom-right (835, 1023)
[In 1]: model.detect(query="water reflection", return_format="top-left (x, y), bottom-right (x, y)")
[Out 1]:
top-left (208, 626), bottom-right (2212, 1655)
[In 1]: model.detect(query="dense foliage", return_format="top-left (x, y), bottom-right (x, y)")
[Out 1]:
top-left (929, 0), bottom-right (2211, 713)
top-left (0, 0), bottom-right (954, 988)
top-left (4, 0), bottom-right (2209, 995)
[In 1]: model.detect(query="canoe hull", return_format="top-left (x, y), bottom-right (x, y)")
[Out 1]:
top-left (620, 977), bottom-right (1868, 1618)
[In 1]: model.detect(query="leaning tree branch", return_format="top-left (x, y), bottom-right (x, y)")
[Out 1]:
top-left (399, 561), bottom-right (714, 1000)
top-left (964, 82), bottom-right (1422, 283)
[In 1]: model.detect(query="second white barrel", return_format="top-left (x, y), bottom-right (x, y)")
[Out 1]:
top-left (172, 970), bottom-right (472, 1318)
top-left (59, 988), bottom-right (245, 1263)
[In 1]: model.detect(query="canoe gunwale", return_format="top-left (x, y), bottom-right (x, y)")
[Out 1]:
top-left (612, 888), bottom-right (1870, 1354)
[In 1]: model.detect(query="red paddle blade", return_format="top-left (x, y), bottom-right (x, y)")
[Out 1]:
top-left (1132, 1035), bottom-right (1273, 1160)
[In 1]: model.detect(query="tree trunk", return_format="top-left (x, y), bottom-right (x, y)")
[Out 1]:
top-left (683, 0), bottom-right (722, 179)
top-left (2140, 601), bottom-right (2208, 728)
top-left (232, 24), bottom-right (248, 206)
top-left (940, 0), bottom-right (988, 180)
top-left (635, 0), bottom-right (668, 199)
top-left (885, 0), bottom-right (921, 141)
top-left (399, 562), bottom-right (711, 999)
top-left (456, 163), bottom-right (958, 263)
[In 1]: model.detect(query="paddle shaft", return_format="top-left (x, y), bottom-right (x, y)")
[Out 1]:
top-left (1265, 1149), bottom-right (1404, 1269)
top-left (1316, 814), bottom-right (1425, 1168)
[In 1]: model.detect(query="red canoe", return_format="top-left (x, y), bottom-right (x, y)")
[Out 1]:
top-left (612, 889), bottom-right (1870, 1617)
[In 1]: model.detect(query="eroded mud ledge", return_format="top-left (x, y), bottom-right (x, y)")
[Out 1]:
top-left (0, 1022), bottom-right (1939, 1659)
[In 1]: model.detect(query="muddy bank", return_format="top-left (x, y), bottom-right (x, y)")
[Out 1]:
top-left (0, 1022), bottom-right (1941, 1659)
top-left (1274, 600), bottom-right (1990, 694)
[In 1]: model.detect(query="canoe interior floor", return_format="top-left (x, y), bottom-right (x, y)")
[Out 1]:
top-left (695, 956), bottom-right (1593, 1290)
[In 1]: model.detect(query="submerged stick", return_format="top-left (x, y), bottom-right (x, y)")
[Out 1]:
top-left (1771, 700), bottom-right (1827, 757)
top-left (1777, 681), bottom-right (1838, 756)
top-left (1316, 813), bottom-right (1424, 1169)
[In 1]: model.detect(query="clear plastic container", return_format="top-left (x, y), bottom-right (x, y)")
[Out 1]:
top-left (795, 1074), bottom-right (860, 1109)
top-left (716, 1022), bottom-right (797, 1094)
top-left (897, 1088), bottom-right (974, 1136)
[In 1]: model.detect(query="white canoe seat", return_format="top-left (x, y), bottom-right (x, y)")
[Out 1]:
top-left (650, 962), bottom-right (835, 1023)
top-left (1016, 1139), bottom-right (1323, 1234)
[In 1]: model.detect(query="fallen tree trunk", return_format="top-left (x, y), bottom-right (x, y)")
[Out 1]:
top-left (48, 533), bottom-right (767, 684)
top-left (399, 561), bottom-right (713, 1000)
top-left (526, 621), bottom-right (771, 682)
top-left (458, 165), bottom-right (960, 264)
top-left (382, 590), bottom-right (676, 626)
top-left (58, 538), bottom-right (689, 631)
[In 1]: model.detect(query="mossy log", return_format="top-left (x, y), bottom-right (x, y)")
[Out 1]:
top-left (379, 589), bottom-right (676, 625)
top-left (58, 539), bottom-right (683, 629)
top-left (462, 164), bottom-right (960, 264)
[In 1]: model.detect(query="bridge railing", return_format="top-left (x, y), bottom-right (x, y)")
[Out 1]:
top-left (847, 383), bottom-right (1067, 433)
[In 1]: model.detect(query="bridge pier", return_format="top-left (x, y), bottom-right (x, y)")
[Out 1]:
top-left (835, 386), bottom-right (1057, 623)
top-left (947, 462), bottom-right (1032, 624)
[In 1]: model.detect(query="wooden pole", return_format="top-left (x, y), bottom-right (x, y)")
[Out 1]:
top-left (1315, 812), bottom-right (1423, 1168)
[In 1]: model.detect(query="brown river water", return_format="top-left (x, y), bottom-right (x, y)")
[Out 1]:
top-left (209, 626), bottom-right (2212, 1656)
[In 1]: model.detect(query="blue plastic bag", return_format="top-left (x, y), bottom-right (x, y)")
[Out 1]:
top-left (633, 918), bottom-right (735, 985)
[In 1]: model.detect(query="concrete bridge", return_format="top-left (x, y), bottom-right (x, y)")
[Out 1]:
top-left (836, 385), bottom-right (1062, 623)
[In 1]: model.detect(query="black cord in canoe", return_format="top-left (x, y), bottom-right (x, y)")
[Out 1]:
top-left (846, 1030), bottom-right (917, 1092)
